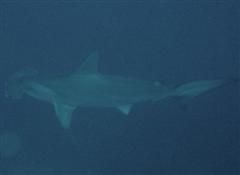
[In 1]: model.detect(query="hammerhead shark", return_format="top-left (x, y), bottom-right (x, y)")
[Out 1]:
top-left (5, 52), bottom-right (224, 129)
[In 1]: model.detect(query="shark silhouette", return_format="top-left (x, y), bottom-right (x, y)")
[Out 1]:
top-left (5, 52), bottom-right (224, 129)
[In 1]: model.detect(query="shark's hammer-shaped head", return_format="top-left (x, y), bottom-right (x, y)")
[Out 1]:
top-left (5, 69), bottom-right (38, 99)
top-left (5, 52), bottom-right (101, 129)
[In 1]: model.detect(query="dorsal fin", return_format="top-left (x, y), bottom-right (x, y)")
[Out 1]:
top-left (75, 51), bottom-right (99, 74)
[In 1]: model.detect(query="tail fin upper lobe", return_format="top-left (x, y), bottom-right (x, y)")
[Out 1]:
top-left (174, 80), bottom-right (224, 97)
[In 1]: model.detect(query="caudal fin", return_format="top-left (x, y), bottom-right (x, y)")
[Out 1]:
top-left (174, 80), bottom-right (224, 97)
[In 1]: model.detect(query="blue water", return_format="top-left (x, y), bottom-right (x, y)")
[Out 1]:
top-left (0, 1), bottom-right (239, 175)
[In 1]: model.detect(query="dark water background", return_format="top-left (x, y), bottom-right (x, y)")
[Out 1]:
top-left (0, 1), bottom-right (239, 175)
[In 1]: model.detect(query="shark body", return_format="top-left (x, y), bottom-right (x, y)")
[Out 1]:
top-left (6, 52), bottom-right (224, 129)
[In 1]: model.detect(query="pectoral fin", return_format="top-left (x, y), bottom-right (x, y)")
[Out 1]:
top-left (53, 102), bottom-right (76, 129)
